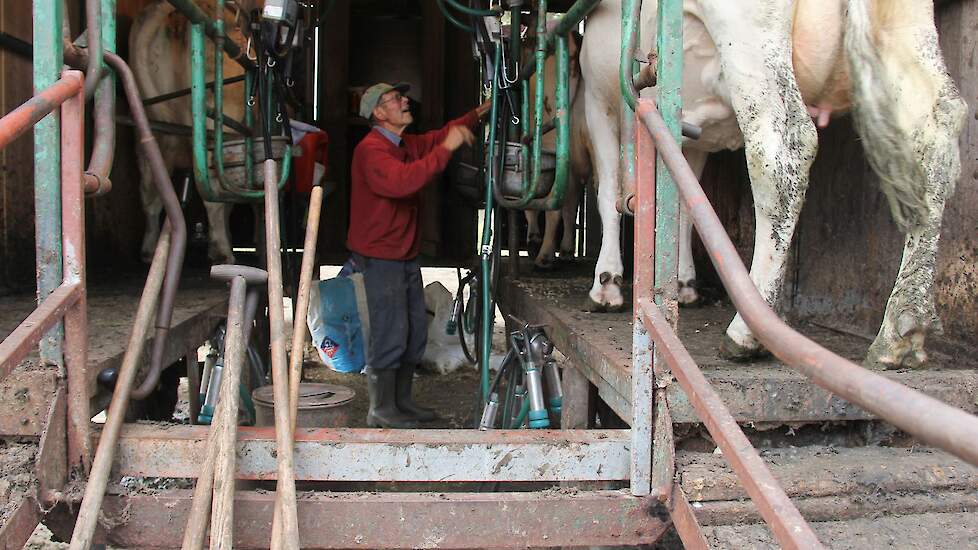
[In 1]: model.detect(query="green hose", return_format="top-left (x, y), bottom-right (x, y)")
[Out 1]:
top-left (479, 44), bottom-right (502, 402)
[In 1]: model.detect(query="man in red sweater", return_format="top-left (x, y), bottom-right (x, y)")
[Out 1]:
top-left (346, 82), bottom-right (489, 428)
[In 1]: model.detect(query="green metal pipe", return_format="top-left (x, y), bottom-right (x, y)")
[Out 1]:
top-left (479, 44), bottom-right (502, 403)
top-left (213, 1), bottom-right (230, 188)
top-left (33, 0), bottom-right (64, 366)
top-left (620, 0), bottom-right (640, 111)
top-left (167, 0), bottom-right (255, 71)
top-left (190, 23), bottom-right (218, 200)
top-left (654, 0), bottom-right (683, 301)
top-left (435, 0), bottom-right (475, 33)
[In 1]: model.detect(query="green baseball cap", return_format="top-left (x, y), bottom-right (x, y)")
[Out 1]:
top-left (359, 82), bottom-right (410, 120)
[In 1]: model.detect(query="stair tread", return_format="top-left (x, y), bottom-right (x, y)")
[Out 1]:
top-left (705, 511), bottom-right (978, 549)
top-left (679, 445), bottom-right (978, 502)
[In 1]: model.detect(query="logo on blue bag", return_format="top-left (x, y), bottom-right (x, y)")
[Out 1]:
top-left (320, 336), bottom-right (340, 358)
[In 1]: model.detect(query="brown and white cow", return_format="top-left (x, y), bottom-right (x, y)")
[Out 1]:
top-left (579, 0), bottom-right (966, 368)
top-left (130, 0), bottom-right (249, 265)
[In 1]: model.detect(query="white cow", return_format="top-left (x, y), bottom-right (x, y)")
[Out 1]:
top-left (130, 0), bottom-right (247, 265)
top-left (523, 30), bottom-right (591, 271)
top-left (580, 0), bottom-right (965, 368)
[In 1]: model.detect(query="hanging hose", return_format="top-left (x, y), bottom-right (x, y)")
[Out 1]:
top-left (479, 44), bottom-right (503, 402)
top-left (436, 0), bottom-right (475, 33)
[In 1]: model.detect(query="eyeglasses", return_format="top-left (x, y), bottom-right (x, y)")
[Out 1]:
top-left (377, 93), bottom-right (405, 108)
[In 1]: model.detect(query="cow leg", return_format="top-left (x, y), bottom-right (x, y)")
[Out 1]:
top-left (697, 2), bottom-right (819, 360)
top-left (204, 201), bottom-right (236, 265)
top-left (533, 209), bottom-right (562, 270)
top-left (558, 177), bottom-right (581, 260)
top-left (859, 6), bottom-right (967, 369)
top-left (526, 211), bottom-right (543, 263)
top-left (582, 89), bottom-right (624, 312)
top-left (678, 149), bottom-right (709, 306)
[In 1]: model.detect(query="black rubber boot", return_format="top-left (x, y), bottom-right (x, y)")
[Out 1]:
top-left (366, 368), bottom-right (419, 428)
top-left (395, 363), bottom-right (437, 422)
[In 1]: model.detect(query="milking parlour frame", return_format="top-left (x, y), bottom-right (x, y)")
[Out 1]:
top-left (2, 1), bottom-right (978, 549)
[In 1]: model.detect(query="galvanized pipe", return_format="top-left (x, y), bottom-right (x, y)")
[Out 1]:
top-left (640, 299), bottom-right (824, 550)
top-left (264, 159), bottom-right (301, 549)
top-left (104, 51), bottom-right (187, 400)
top-left (636, 100), bottom-right (978, 466)
top-left (69, 229), bottom-right (171, 550)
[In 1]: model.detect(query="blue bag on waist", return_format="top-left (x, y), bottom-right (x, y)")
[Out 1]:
top-left (306, 273), bottom-right (370, 373)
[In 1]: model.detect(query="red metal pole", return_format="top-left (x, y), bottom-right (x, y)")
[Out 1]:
top-left (0, 75), bottom-right (82, 150)
top-left (60, 69), bottom-right (91, 472)
top-left (640, 298), bottom-right (823, 550)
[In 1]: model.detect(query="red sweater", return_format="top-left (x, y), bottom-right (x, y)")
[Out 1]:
top-left (346, 110), bottom-right (480, 260)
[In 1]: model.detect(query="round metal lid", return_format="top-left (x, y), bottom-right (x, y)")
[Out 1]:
top-left (252, 383), bottom-right (355, 408)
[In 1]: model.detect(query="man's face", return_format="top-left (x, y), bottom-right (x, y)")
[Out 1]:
top-left (372, 90), bottom-right (413, 127)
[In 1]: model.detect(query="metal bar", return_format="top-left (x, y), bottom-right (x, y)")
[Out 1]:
top-left (0, 74), bottom-right (82, 150)
top-left (63, 489), bottom-right (669, 549)
top-left (109, 426), bottom-right (632, 481)
top-left (166, 0), bottom-right (255, 71)
top-left (33, 0), bottom-right (65, 367)
top-left (68, 230), bottom-right (171, 550)
top-left (630, 98), bottom-right (654, 496)
top-left (84, 0), bottom-right (116, 197)
top-left (479, 45), bottom-right (502, 402)
top-left (143, 74), bottom-right (246, 106)
top-left (263, 160), bottom-right (301, 547)
top-left (668, 486), bottom-right (710, 550)
top-left (0, 282), bottom-right (80, 380)
top-left (82, 0), bottom-right (102, 99)
top-left (637, 101), bottom-right (978, 467)
top-left (640, 298), bottom-right (823, 549)
top-left (650, 395), bottom-right (674, 498)
top-left (60, 70), bottom-right (91, 472)
top-left (105, 50), bottom-right (187, 401)
top-left (187, 344), bottom-right (201, 425)
top-left (0, 493), bottom-right (42, 550)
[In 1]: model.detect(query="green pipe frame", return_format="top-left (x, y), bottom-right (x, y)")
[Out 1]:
top-left (190, 3), bottom-right (291, 203)
top-left (494, 0), bottom-right (594, 211)
top-left (436, 0), bottom-right (474, 33)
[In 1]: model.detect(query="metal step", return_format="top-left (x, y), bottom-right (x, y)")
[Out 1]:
top-left (677, 445), bottom-right (978, 546)
top-left (704, 511), bottom-right (978, 549)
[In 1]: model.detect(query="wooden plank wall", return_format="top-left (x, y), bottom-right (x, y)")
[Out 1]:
top-left (695, 1), bottom-right (978, 353)
top-left (1, 0), bottom-right (147, 293)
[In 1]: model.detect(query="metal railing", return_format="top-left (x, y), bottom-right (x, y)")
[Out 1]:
top-left (0, 69), bottom-right (91, 473)
top-left (633, 97), bottom-right (978, 547)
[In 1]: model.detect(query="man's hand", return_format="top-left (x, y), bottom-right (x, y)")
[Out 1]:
top-left (442, 125), bottom-right (475, 152)
top-left (476, 99), bottom-right (492, 119)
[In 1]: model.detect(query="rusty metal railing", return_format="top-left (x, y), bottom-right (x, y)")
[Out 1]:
top-left (633, 97), bottom-right (978, 546)
top-left (0, 70), bottom-right (91, 471)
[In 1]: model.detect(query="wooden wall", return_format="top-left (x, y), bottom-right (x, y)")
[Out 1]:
top-left (695, 1), bottom-right (978, 352)
top-left (0, 0), bottom-right (148, 293)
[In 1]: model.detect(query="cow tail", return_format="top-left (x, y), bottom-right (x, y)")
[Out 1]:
top-left (844, 0), bottom-right (928, 232)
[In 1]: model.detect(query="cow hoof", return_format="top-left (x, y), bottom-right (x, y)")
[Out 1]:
top-left (678, 279), bottom-right (701, 307)
top-left (557, 249), bottom-right (575, 262)
top-left (533, 259), bottom-right (557, 272)
top-left (718, 335), bottom-right (770, 362)
top-left (864, 321), bottom-right (930, 370)
top-left (583, 273), bottom-right (626, 312)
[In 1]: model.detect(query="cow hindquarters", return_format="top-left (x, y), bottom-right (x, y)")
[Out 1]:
top-left (697, 2), bottom-right (819, 360)
top-left (860, 8), bottom-right (967, 369)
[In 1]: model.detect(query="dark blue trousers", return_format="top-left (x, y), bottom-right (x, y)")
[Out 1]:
top-left (344, 253), bottom-right (426, 371)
